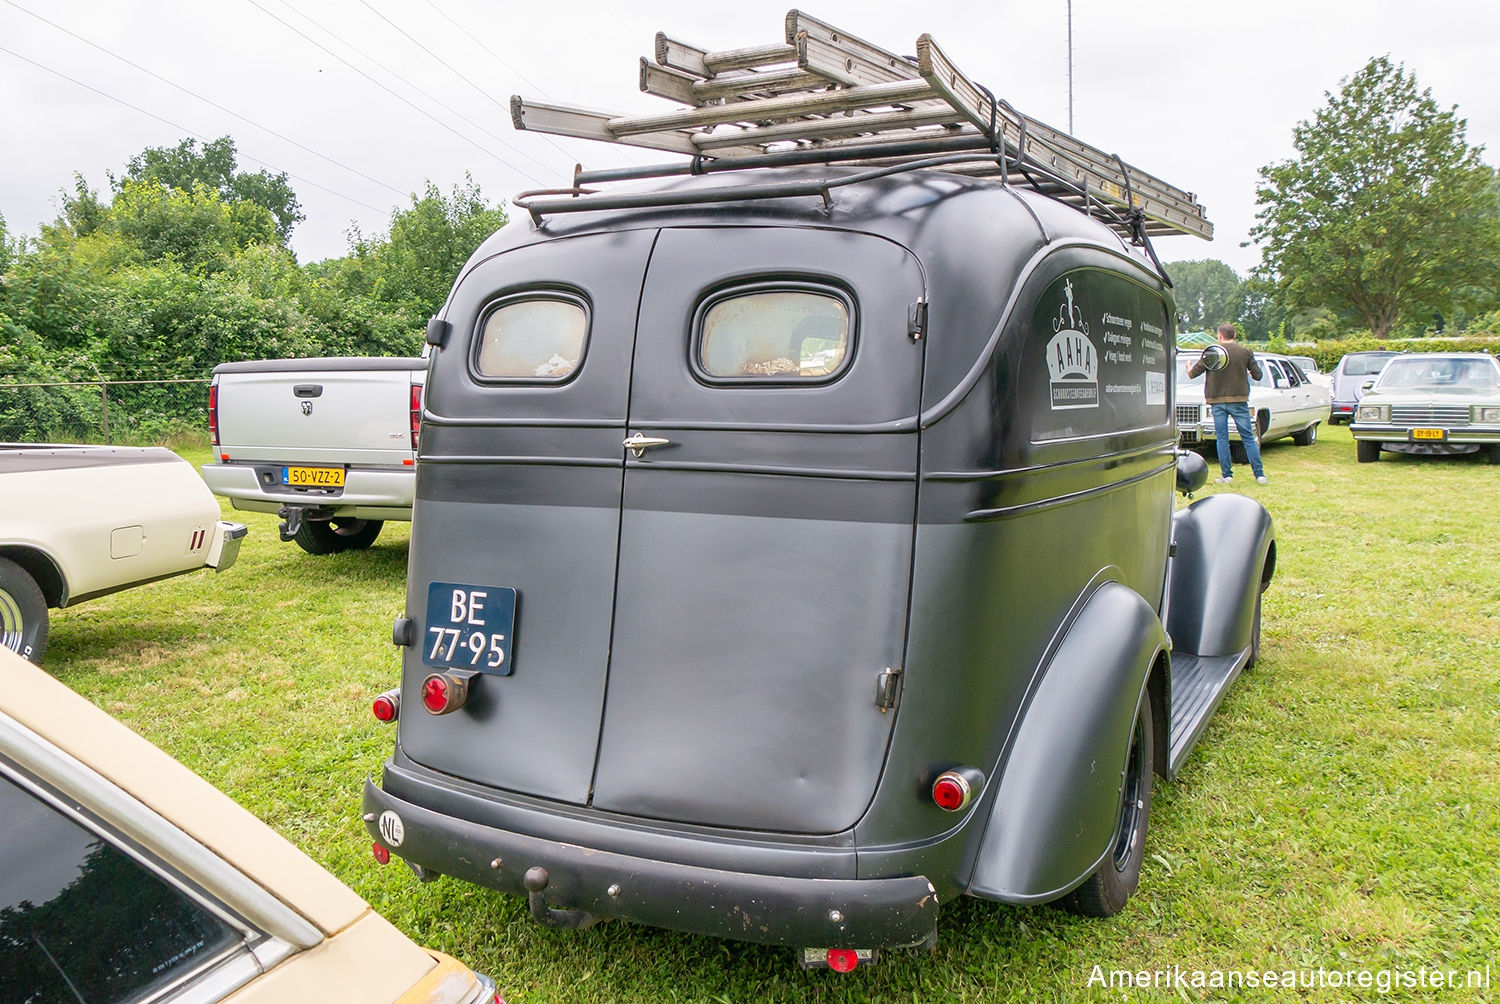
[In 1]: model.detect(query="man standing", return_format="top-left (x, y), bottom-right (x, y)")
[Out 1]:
top-left (1187, 323), bottom-right (1267, 483)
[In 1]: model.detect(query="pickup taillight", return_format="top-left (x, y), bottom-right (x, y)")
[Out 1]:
top-left (208, 382), bottom-right (220, 448)
top-left (410, 382), bottom-right (422, 451)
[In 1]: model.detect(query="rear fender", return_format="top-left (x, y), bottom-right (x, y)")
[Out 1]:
top-left (1165, 495), bottom-right (1275, 657)
top-left (965, 580), bottom-right (1166, 904)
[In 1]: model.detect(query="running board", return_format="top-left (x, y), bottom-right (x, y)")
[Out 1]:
top-left (1166, 650), bottom-right (1251, 778)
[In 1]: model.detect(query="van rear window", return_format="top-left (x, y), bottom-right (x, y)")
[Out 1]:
top-left (698, 289), bottom-right (850, 381)
top-left (475, 296), bottom-right (588, 380)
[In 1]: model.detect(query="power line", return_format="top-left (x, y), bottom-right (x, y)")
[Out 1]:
top-left (361, 0), bottom-right (580, 166)
top-left (245, 0), bottom-right (552, 185)
top-left (417, 0), bottom-right (659, 172)
top-left (2, 0), bottom-right (408, 200)
top-left (0, 44), bottom-right (388, 214)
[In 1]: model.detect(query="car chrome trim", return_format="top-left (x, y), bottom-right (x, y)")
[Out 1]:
top-left (0, 709), bottom-right (325, 950)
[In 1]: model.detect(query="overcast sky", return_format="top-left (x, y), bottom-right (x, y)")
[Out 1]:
top-left (3, 0), bottom-right (1497, 277)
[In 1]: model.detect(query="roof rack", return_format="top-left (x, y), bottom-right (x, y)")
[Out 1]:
top-left (509, 10), bottom-right (1212, 243)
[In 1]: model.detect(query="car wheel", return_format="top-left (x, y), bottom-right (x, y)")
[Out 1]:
top-left (1292, 422), bottom-right (1318, 447)
top-left (1489, 444), bottom-right (1500, 466)
top-left (0, 557), bottom-right (49, 664)
top-left (1058, 697), bottom-right (1153, 918)
top-left (1356, 440), bottom-right (1381, 464)
top-left (293, 518), bottom-right (385, 555)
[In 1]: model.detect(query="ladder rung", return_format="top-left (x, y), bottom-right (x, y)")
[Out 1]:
top-left (690, 105), bottom-right (966, 151)
top-left (702, 42), bottom-right (800, 75)
top-left (606, 77), bottom-right (935, 138)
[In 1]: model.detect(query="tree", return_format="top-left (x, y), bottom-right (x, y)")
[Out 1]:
top-left (1250, 56), bottom-right (1500, 339)
top-left (347, 175), bottom-right (508, 327)
top-left (1166, 259), bottom-right (1244, 333)
top-left (114, 136), bottom-right (303, 243)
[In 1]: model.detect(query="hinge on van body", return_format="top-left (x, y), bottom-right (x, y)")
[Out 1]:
top-left (876, 667), bottom-right (903, 712)
top-left (425, 316), bottom-right (450, 348)
top-left (907, 299), bottom-right (927, 341)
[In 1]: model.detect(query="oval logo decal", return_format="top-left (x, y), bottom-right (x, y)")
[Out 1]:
top-left (378, 810), bottom-right (405, 847)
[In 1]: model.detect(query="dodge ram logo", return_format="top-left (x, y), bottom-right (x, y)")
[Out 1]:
top-left (300, 401), bottom-right (313, 416)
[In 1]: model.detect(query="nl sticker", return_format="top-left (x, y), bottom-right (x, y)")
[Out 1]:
top-left (1047, 279), bottom-right (1099, 410)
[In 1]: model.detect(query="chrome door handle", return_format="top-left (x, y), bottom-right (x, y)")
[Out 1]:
top-left (623, 433), bottom-right (671, 458)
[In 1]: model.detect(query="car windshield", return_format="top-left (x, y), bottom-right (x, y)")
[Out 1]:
top-left (1343, 353), bottom-right (1397, 376)
top-left (1376, 358), bottom-right (1500, 390)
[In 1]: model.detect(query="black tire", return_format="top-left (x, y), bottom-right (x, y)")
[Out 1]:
top-left (292, 518), bottom-right (384, 555)
top-left (1488, 445), bottom-right (1500, 466)
top-left (1059, 697), bottom-right (1154, 918)
top-left (0, 557), bottom-right (49, 664)
top-left (1356, 440), bottom-right (1381, 464)
top-left (1292, 422), bottom-right (1318, 447)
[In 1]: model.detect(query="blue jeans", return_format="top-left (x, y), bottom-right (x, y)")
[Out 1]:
top-left (1212, 402), bottom-right (1264, 478)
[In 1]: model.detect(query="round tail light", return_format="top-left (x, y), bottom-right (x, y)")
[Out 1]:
top-left (932, 770), bottom-right (974, 812)
top-left (421, 672), bottom-right (472, 715)
top-left (372, 688), bottom-right (400, 722)
top-left (372, 842), bottom-right (390, 865)
top-left (826, 948), bottom-right (860, 973)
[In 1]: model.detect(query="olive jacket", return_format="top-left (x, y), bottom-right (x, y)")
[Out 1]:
top-left (1187, 342), bottom-right (1263, 403)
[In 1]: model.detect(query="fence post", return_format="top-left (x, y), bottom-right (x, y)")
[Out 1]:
top-left (100, 381), bottom-right (110, 445)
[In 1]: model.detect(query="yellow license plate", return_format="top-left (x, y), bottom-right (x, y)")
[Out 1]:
top-left (1410, 428), bottom-right (1445, 441)
top-left (283, 465), bottom-right (345, 487)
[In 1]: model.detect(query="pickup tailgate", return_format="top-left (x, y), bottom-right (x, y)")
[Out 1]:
top-left (213, 357), bottom-right (423, 466)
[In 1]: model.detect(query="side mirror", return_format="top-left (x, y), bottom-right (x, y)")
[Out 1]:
top-left (1175, 449), bottom-right (1208, 496)
top-left (1361, 379), bottom-right (1376, 392)
top-left (1199, 344), bottom-right (1228, 372)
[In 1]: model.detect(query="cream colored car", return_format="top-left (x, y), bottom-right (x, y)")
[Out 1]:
top-left (0, 645), bottom-right (499, 1004)
top-left (1, 444), bottom-right (248, 663)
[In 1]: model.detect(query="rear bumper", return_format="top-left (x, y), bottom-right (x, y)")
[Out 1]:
top-left (362, 778), bottom-right (940, 949)
top-left (201, 462), bottom-right (414, 519)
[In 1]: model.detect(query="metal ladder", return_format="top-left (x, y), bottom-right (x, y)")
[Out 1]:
top-left (509, 10), bottom-right (1211, 242)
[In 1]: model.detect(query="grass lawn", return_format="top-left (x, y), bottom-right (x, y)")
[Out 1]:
top-left (41, 425), bottom-right (1499, 1002)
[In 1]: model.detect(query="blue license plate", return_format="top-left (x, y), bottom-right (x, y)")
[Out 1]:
top-left (422, 582), bottom-right (517, 675)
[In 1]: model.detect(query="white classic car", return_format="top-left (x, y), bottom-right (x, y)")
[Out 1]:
top-left (1351, 352), bottom-right (1500, 463)
top-left (1176, 350), bottom-right (1330, 460)
top-left (0, 646), bottom-right (500, 1003)
top-left (0, 444), bottom-right (247, 663)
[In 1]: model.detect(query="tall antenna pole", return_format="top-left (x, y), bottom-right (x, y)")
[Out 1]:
top-left (1067, 0), bottom-right (1075, 133)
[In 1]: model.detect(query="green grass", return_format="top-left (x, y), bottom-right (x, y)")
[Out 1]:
top-left (42, 431), bottom-right (1499, 1002)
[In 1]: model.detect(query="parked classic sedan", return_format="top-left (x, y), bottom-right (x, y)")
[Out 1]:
top-left (1350, 353), bottom-right (1500, 463)
top-left (0, 444), bottom-right (247, 663)
top-left (0, 645), bottom-right (501, 1003)
top-left (1177, 350), bottom-right (1330, 459)
top-left (1329, 350), bottom-right (1400, 424)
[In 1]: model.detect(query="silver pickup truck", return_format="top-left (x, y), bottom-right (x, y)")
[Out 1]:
top-left (201, 357), bottom-right (424, 555)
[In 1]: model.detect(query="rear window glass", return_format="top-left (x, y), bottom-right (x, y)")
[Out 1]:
top-left (698, 289), bottom-right (851, 380)
top-left (1344, 353), bottom-right (1396, 376)
top-left (475, 296), bottom-right (588, 380)
top-left (0, 772), bottom-right (241, 1003)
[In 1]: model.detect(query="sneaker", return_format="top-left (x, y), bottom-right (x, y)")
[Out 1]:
top-left (1215, 475), bottom-right (1233, 483)
top-left (1255, 475), bottom-right (1269, 484)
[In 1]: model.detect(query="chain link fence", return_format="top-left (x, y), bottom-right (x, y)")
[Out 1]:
top-left (0, 378), bottom-right (209, 445)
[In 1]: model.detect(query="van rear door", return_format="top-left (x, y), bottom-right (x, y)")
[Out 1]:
top-left (590, 227), bottom-right (927, 834)
top-left (399, 230), bottom-right (654, 804)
